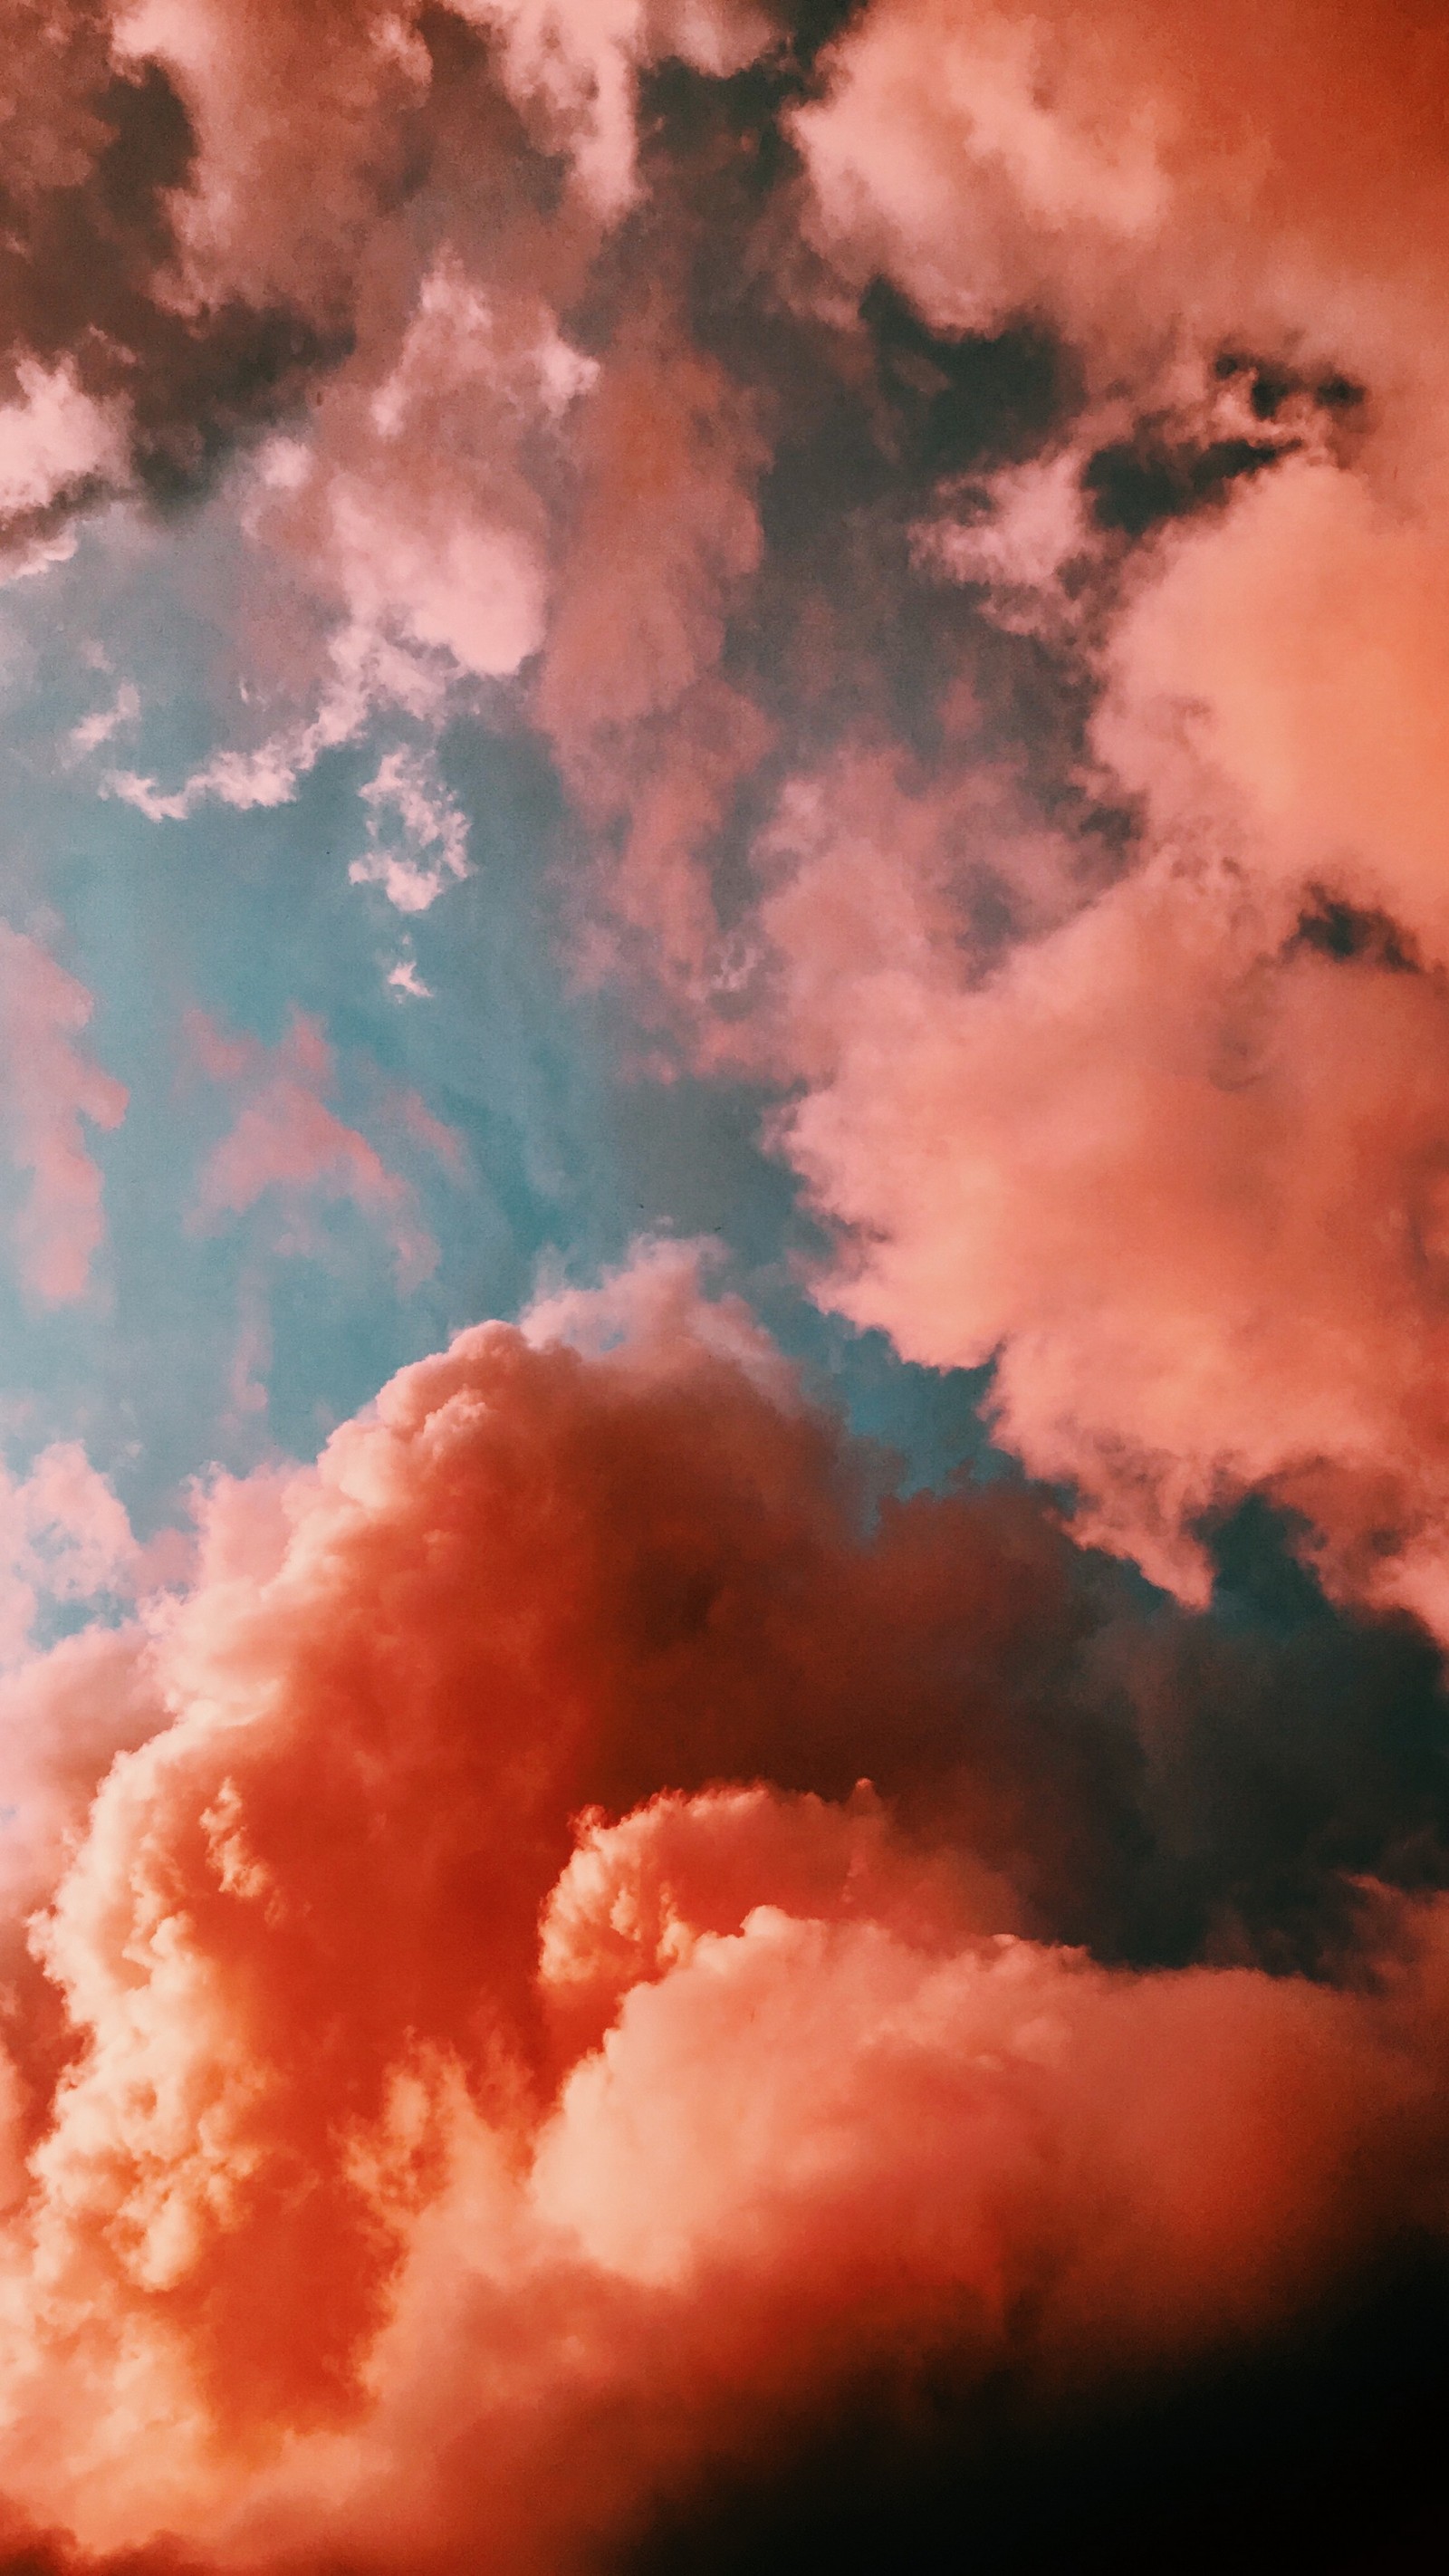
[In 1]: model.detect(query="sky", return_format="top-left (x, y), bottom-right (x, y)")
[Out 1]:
top-left (1, 3), bottom-right (1448, 2570)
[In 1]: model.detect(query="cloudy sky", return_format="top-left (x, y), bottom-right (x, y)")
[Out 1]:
top-left (1, 4), bottom-right (1448, 2570)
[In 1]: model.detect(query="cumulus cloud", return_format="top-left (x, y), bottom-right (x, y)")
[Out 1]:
top-left (12, 5), bottom-right (1449, 2563)
top-left (700, 1), bottom-right (1449, 1631)
top-left (0, 1258), bottom-right (1444, 2574)
top-left (757, 798), bottom-right (1449, 1622)
top-left (792, 0), bottom-right (1449, 389)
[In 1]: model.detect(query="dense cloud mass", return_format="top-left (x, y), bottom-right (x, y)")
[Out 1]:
top-left (0, 1252), bottom-right (1447, 2576)
top-left (3, 1), bottom-right (1449, 2570)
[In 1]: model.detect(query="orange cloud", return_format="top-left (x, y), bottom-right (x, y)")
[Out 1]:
top-left (674, 3), bottom-right (1449, 1630)
top-left (8, 12), bottom-right (1449, 2556)
top-left (0, 1261), bottom-right (1446, 2572)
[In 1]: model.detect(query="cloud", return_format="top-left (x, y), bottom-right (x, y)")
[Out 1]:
top-left (665, 5), bottom-right (1449, 1632)
top-left (104, 252), bottom-right (600, 838)
top-left (910, 444), bottom-right (1094, 640)
top-left (186, 1009), bottom-right (457, 1293)
top-left (536, 315), bottom-right (772, 994)
top-left (0, 0), bottom-right (778, 607)
top-left (67, 684), bottom-right (141, 760)
top-left (304, 253), bottom-right (594, 685)
top-left (350, 749), bottom-right (472, 916)
top-left (450, 0), bottom-right (776, 216)
top-left (755, 797), bottom-right (1449, 1622)
top-left (10, 13), bottom-right (1449, 2564)
top-left (0, 1260), bottom-right (1446, 2571)
top-left (0, 12), bottom-right (349, 545)
top-left (0, 926), bottom-right (126, 1305)
top-left (0, 360), bottom-right (126, 543)
top-left (104, 614), bottom-right (441, 825)
top-left (0, 1445), bottom-right (137, 1673)
top-left (1, 0), bottom-right (1438, 1658)
top-left (386, 953), bottom-right (433, 1001)
top-left (792, 0), bottom-right (1449, 389)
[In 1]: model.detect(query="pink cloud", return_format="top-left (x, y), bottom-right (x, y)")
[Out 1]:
top-left (0, 924), bottom-right (127, 1305)
top-left (187, 1009), bottom-right (459, 1293)
top-left (9, 13), bottom-right (1449, 2553)
top-left (0, 358), bottom-right (127, 530)
top-left (0, 1441), bottom-right (138, 1673)
top-left (350, 747), bottom-right (472, 916)
top-left (536, 322), bottom-right (772, 995)
top-left (551, 0), bottom-right (1449, 1639)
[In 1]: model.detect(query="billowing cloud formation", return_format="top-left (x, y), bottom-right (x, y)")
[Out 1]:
top-left (68, 0), bottom-right (1449, 1646)
top-left (753, 0), bottom-right (1449, 1629)
top-left (764, 806), bottom-right (1449, 1620)
top-left (0, 1254), bottom-right (1447, 2576)
top-left (0, 0), bottom-right (772, 582)
top-left (11, 5), bottom-right (1449, 2567)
